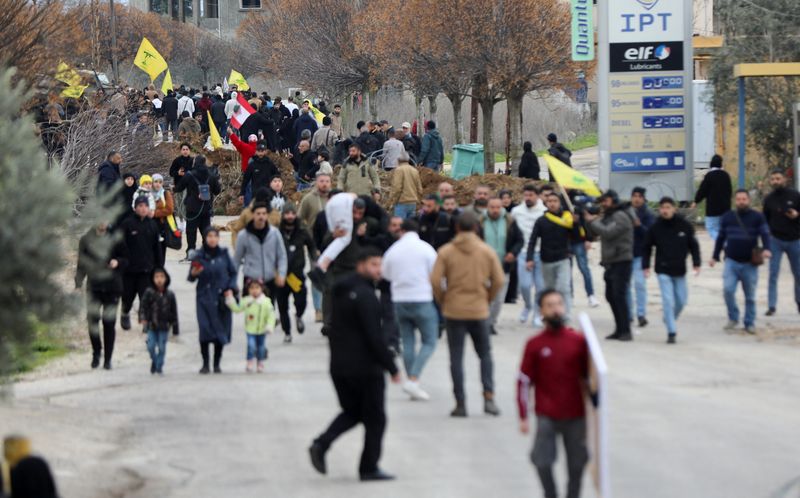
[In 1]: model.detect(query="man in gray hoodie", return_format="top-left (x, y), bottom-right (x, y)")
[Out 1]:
top-left (584, 190), bottom-right (635, 341)
top-left (233, 203), bottom-right (288, 298)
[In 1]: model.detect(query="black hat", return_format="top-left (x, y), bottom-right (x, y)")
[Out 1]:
top-left (256, 143), bottom-right (268, 151)
top-left (547, 133), bottom-right (557, 142)
top-left (134, 196), bottom-right (150, 207)
top-left (631, 186), bottom-right (647, 197)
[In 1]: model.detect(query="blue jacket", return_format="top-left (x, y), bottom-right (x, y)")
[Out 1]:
top-left (188, 247), bottom-right (238, 344)
top-left (633, 205), bottom-right (655, 258)
top-left (293, 113), bottom-right (318, 144)
top-left (712, 209), bottom-right (771, 263)
top-left (418, 130), bottom-right (444, 167)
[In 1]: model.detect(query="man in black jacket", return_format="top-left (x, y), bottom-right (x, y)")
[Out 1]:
top-left (161, 90), bottom-right (179, 142)
top-left (642, 197), bottom-right (701, 343)
top-left (418, 194), bottom-right (455, 250)
top-left (309, 247), bottom-right (401, 482)
top-left (527, 193), bottom-right (580, 316)
top-left (75, 222), bottom-right (129, 369)
top-left (239, 144), bottom-right (279, 205)
top-left (239, 109), bottom-right (276, 150)
top-left (692, 154), bottom-right (732, 241)
top-left (210, 95), bottom-right (228, 143)
top-left (547, 133), bottom-right (572, 166)
top-left (119, 198), bottom-right (163, 334)
top-left (174, 155), bottom-right (221, 258)
top-left (277, 203), bottom-right (317, 340)
top-left (762, 168), bottom-right (800, 315)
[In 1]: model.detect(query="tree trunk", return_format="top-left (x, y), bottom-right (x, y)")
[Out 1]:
top-left (469, 96), bottom-right (479, 143)
top-left (415, 92), bottom-right (424, 138)
top-left (479, 98), bottom-right (495, 174)
top-left (446, 92), bottom-right (465, 145)
top-left (427, 94), bottom-right (438, 123)
top-left (506, 91), bottom-right (524, 175)
top-left (368, 86), bottom-right (378, 122)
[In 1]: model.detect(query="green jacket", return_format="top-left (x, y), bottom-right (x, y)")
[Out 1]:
top-left (226, 295), bottom-right (276, 335)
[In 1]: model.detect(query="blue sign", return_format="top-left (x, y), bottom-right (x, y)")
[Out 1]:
top-left (643, 96), bottom-right (684, 109)
top-left (611, 151), bottom-right (686, 172)
top-left (642, 75), bottom-right (684, 89)
top-left (643, 115), bottom-right (684, 129)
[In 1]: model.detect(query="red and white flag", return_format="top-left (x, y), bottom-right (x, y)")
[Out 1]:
top-left (230, 93), bottom-right (255, 130)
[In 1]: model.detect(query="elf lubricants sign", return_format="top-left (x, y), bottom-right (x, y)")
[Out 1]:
top-left (600, 0), bottom-right (692, 189)
top-left (571, 0), bottom-right (594, 61)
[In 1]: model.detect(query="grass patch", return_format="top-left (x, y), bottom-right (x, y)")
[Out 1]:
top-left (11, 325), bottom-right (69, 374)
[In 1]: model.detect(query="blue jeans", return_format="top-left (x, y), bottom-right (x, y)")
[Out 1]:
top-left (627, 256), bottom-right (647, 320)
top-left (394, 203), bottom-right (417, 220)
top-left (146, 330), bottom-right (168, 372)
top-left (246, 333), bottom-right (267, 361)
top-left (768, 238), bottom-right (800, 309)
top-left (518, 253), bottom-right (544, 317)
top-left (312, 287), bottom-right (322, 312)
top-left (571, 242), bottom-right (594, 297)
top-left (705, 216), bottom-right (722, 241)
top-left (244, 183), bottom-right (253, 206)
top-left (656, 274), bottom-right (687, 335)
top-left (394, 302), bottom-right (439, 378)
top-left (723, 260), bottom-right (759, 327)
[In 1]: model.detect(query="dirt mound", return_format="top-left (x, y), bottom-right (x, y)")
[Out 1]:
top-left (416, 167), bottom-right (536, 205)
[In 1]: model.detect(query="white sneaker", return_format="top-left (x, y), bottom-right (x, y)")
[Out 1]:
top-left (519, 308), bottom-right (531, 324)
top-left (588, 295), bottom-right (600, 308)
top-left (402, 381), bottom-right (430, 401)
top-left (533, 315), bottom-right (543, 328)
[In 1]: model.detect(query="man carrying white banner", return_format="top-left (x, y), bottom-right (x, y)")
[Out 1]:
top-left (517, 289), bottom-right (591, 498)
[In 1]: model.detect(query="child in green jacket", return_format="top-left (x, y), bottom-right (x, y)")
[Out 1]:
top-left (225, 279), bottom-right (276, 373)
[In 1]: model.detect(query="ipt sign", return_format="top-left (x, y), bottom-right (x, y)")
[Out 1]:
top-left (610, 0), bottom-right (685, 43)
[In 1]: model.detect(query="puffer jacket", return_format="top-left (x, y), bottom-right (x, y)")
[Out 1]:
top-left (139, 273), bottom-right (178, 331)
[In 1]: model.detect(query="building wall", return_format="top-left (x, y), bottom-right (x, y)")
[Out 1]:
top-left (130, 0), bottom-right (256, 40)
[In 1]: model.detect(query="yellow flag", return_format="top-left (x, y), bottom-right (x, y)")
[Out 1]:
top-left (304, 100), bottom-right (325, 124)
top-left (134, 37), bottom-right (168, 81)
top-left (61, 84), bottom-right (88, 99)
top-left (286, 273), bottom-right (303, 293)
top-left (207, 111), bottom-right (223, 150)
top-left (228, 69), bottom-right (249, 91)
top-left (543, 154), bottom-right (602, 197)
top-left (161, 69), bottom-right (173, 95)
top-left (55, 62), bottom-right (82, 87)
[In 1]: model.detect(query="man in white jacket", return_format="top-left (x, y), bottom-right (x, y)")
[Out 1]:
top-left (511, 184), bottom-right (547, 327)
top-left (381, 219), bottom-right (438, 401)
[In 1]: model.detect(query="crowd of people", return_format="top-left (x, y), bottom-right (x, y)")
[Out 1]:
top-left (74, 80), bottom-right (800, 495)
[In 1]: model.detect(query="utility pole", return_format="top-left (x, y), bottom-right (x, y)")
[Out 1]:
top-left (109, 0), bottom-right (119, 84)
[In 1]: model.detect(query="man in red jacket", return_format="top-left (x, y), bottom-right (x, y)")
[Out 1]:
top-left (517, 289), bottom-right (590, 498)
top-left (230, 131), bottom-right (259, 204)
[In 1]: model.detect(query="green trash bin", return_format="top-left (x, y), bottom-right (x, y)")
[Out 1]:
top-left (451, 143), bottom-right (485, 180)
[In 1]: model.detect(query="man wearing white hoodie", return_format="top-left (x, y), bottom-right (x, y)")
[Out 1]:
top-left (511, 184), bottom-right (547, 327)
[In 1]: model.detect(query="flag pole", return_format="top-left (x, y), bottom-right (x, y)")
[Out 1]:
top-left (557, 182), bottom-right (576, 213)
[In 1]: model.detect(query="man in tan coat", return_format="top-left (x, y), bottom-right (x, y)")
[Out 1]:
top-left (389, 150), bottom-right (423, 219)
top-left (431, 211), bottom-right (505, 418)
top-left (337, 143), bottom-right (380, 196)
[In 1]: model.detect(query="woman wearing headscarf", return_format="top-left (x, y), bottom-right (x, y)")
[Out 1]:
top-left (120, 172), bottom-right (138, 224)
top-left (518, 141), bottom-right (541, 180)
top-left (152, 174), bottom-right (175, 261)
top-left (188, 227), bottom-right (238, 374)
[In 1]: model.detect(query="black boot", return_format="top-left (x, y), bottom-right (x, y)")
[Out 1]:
top-left (91, 352), bottom-right (100, 369)
top-left (296, 316), bottom-right (305, 334)
top-left (200, 342), bottom-right (210, 374)
top-left (213, 342), bottom-right (223, 374)
top-left (120, 313), bottom-right (131, 331)
top-left (309, 442), bottom-right (327, 475)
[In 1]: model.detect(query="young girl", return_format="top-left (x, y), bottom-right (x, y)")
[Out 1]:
top-left (139, 268), bottom-right (178, 375)
top-left (132, 174), bottom-right (157, 214)
top-left (225, 279), bottom-right (276, 373)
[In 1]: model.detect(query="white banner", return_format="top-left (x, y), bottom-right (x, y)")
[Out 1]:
top-left (609, 0), bottom-right (685, 43)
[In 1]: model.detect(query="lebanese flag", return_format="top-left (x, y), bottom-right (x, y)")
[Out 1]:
top-left (230, 93), bottom-right (255, 130)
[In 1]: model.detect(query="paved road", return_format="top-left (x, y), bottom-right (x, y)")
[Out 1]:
top-left (2, 227), bottom-right (800, 498)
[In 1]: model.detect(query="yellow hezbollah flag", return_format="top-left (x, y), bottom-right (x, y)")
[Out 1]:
top-left (134, 37), bottom-right (168, 81)
top-left (55, 62), bottom-right (82, 87)
top-left (304, 99), bottom-right (325, 124)
top-left (61, 84), bottom-right (88, 99)
top-left (228, 69), bottom-right (249, 91)
top-left (543, 154), bottom-right (602, 197)
top-left (207, 111), bottom-right (223, 150)
top-left (161, 69), bottom-right (173, 95)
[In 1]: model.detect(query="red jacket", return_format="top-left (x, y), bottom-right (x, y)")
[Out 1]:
top-left (517, 327), bottom-right (589, 421)
top-left (230, 133), bottom-right (257, 172)
top-left (197, 97), bottom-right (213, 114)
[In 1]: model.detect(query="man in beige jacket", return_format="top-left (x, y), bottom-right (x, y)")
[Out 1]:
top-left (431, 211), bottom-right (505, 418)
top-left (389, 150), bottom-right (423, 219)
